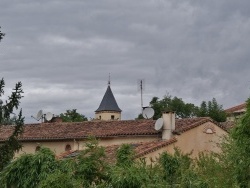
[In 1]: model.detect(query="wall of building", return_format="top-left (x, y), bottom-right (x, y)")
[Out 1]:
top-left (16, 141), bottom-right (75, 157)
top-left (95, 111), bottom-right (121, 120)
top-left (14, 122), bottom-right (227, 163)
top-left (174, 122), bottom-right (226, 156)
top-left (226, 113), bottom-right (245, 122)
top-left (142, 122), bottom-right (227, 164)
top-left (15, 136), bottom-right (159, 157)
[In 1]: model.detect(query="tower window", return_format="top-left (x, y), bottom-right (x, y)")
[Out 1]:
top-left (111, 115), bottom-right (115, 120)
top-left (99, 115), bottom-right (101, 119)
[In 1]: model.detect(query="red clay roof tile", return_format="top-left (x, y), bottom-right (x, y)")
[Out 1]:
top-left (58, 138), bottom-right (177, 163)
top-left (0, 117), bottom-right (226, 142)
top-left (224, 103), bottom-right (247, 114)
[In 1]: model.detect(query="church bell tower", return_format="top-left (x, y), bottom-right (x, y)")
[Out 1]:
top-left (95, 78), bottom-right (122, 120)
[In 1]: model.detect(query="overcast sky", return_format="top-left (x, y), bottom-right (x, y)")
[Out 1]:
top-left (1, 0), bottom-right (250, 123)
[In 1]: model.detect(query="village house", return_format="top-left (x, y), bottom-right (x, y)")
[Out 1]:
top-left (225, 103), bottom-right (247, 122)
top-left (0, 83), bottom-right (228, 163)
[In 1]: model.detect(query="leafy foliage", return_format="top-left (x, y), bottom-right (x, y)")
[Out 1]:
top-left (74, 137), bottom-right (108, 186)
top-left (106, 145), bottom-right (165, 188)
top-left (229, 98), bottom-right (250, 187)
top-left (116, 144), bottom-right (135, 167)
top-left (140, 94), bottom-right (226, 122)
top-left (198, 98), bottom-right (226, 122)
top-left (149, 95), bottom-right (199, 120)
top-left (0, 78), bottom-right (24, 171)
top-left (59, 109), bottom-right (88, 122)
top-left (38, 171), bottom-right (82, 188)
top-left (0, 138), bottom-right (107, 188)
top-left (0, 148), bottom-right (59, 188)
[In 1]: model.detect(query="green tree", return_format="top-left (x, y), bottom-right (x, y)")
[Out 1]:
top-left (198, 98), bottom-right (226, 122)
top-left (0, 148), bottom-right (60, 188)
top-left (229, 98), bottom-right (250, 187)
top-left (60, 109), bottom-right (88, 122)
top-left (0, 28), bottom-right (24, 171)
top-left (38, 171), bottom-right (82, 188)
top-left (116, 144), bottom-right (135, 167)
top-left (0, 138), bottom-right (107, 188)
top-left (105, 144), bottom-right (152, 188)
top-left (148, 95), bottom-right (199, 120)
top-left (0, 78), bottom-right (24, 171)
top-left (74, 137), bottom-right (108, 186)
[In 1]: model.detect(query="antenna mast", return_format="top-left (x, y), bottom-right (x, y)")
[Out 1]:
top-left (140, 80), bottom-right (143, 110)
top-left (138, 79), bottom-right (145, 113)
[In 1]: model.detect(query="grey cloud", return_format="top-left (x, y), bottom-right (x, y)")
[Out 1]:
top-left (1, 0), bottom-right (250, 123)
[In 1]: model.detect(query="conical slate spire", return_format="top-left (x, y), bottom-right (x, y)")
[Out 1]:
top-left (95, 85), bottom-right (122, 112)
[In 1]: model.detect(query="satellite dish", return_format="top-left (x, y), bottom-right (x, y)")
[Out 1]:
top-left (36, 110), bottom-right (43, 120)
top-left (142, 107), bottom-right (154, 119)
top-left (45, 112), bottom-right (53, 121)
top-left (154, 118), bottom-right (163, 131)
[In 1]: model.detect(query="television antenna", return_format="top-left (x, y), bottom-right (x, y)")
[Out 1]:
top-left (137, 79), bottom-right (145, 113)
top-left (154, 118), bottom-right (163, 131)
top-left (142, 107), bottom-right (154, 119)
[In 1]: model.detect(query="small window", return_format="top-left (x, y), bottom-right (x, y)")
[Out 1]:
top-left (65, 144), bottom-right (71, 151)
top-left (99, 115), bottom-right (101, 119)
top-left (111, 115), bottom-right (115, 120)
top-left (35, 146), bottom-right (41, 152)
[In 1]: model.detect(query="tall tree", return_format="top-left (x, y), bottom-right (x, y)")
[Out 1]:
top-left (0, 78), bottom-right (24, 171)
top-left (59, 109), bottom-right (88, 122)
top-left (230, 98), bottom-right (250, 187)
top-left (0, 28), bottom-right (25, 170)
top-left (148, 95), bottom-right (199, 120)
top-left (198, 98), bottom-right (226, 122)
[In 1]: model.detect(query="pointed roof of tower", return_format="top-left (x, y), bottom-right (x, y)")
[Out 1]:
top-left (95, 84), bottom-right (122, 112)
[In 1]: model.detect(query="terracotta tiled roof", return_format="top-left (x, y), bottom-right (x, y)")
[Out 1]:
top-left (174, 117), bottom-right (228, 133)
top-left (219, 121), bottom-right (236, 131)
top-left (104, 138), bottom-right (178, 163)
top-left (58, 138), bottom-right (177, 163)
top-left (0, 120), bottom-right (158, 141)
top-left (0, 117), bottom-right (226, 142)
top-left (134, 137), bottom-right (177, 158)
top-left (56, 150), bottom-right (80, 159)
top-left (224, 103), bottom-right (247, 114)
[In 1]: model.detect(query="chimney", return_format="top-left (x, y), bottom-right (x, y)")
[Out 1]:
top-left (162, 111), bottom-right (175, 140)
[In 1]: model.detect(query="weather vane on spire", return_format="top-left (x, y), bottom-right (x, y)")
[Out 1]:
top-left (108, 73), bottom-right (111, 86)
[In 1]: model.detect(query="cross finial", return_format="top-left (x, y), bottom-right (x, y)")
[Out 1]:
top-left (108, 73), bottom-right (111, 86)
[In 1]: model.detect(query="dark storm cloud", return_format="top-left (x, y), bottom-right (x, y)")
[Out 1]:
top-left (1, 0), bottom-right (250, 123)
